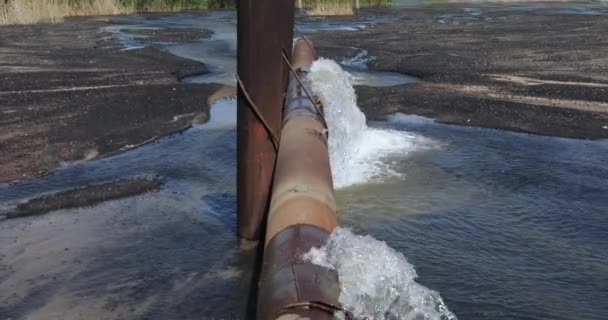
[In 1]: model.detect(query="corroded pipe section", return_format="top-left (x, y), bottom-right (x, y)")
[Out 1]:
top-left (237, 0), bottom-right (295, 240)
top-left (257, 39), bottom-right (340, 320)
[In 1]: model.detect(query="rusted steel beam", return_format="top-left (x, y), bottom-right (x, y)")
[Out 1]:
top-left (237, 0), bottom-right (295, 240)
top-left (257, 39), bottom-right (341, 320)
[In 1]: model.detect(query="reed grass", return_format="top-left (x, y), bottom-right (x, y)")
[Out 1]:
top-left (0, 0), bottom-right (128, 24)
top-left (306, 1), bottom-right (354, 15)
top-left (0, 0), bottom-right (392, 25)
top-left (301, 0), bottom-right (394, 16)
top-left (0, 0), bottom-right (213, 25)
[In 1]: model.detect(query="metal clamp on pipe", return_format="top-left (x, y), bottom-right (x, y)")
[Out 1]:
top-left (257, 38), bottom-right (341, 320)
top-left (283, 66), bottom-right (322, 124)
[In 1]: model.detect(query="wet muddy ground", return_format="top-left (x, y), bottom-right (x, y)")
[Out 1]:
top-left (314, 2), bottom-right (608, 139)
top-left (1, 177), bottom-right (161, 219)
top-left (0, 18), bottom-right (220, 183)
top-left (1, 3), bottom-right (607, 181)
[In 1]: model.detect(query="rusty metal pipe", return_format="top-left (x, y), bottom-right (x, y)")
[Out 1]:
top-left (237, 0), bottom-right (295, 240)
top-left (257, 39), bottom-right (341, 320)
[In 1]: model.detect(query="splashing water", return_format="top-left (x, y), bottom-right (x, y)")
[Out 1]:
top-left (304, 228), bottom-right (457, 320)
top-left (308, 58), bottom-right (430, 188)
top-left (341, 49), bottom-right (375, 69)
top-left (305, 60), bottom-right (454, 319)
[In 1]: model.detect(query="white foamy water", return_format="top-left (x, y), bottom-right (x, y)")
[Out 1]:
top-left (305, 228), bottom-right (457, 320)
top-left (306, 60), bottom-right (454, 319)
top-left (308, 59), bottom-right (430, 188)
top-left (341, 49), bottom-right (375, 69)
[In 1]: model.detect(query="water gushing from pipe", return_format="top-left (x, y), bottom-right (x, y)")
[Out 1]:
top-left (308, 58), bottom-right (431, 188)
top-left (305, 227), bottom-right (457, 320)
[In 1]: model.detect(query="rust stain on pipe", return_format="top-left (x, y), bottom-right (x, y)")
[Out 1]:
top-left (237, 0), bottom-right (295, 240)
top-left (257, 39), bottom-right (341, 320)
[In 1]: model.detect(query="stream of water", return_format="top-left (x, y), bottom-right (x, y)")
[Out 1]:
top-left (101, 11), bottom-right (416, 87)
top-left (1, 7), bottom-right (608, 320)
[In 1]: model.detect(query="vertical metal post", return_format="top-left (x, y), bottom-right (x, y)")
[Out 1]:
top-left (237, 0), bottom-right (296, 240)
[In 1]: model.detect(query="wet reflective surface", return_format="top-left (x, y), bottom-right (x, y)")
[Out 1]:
top-left (102, 11), bottom-right (417, 87)
top-left (339, 114), bottom-right (608, 320)
top-left (0, 101), bottom-right (256, 320)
